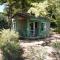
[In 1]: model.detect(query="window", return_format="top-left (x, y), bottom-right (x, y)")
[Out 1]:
top-left (41, 22), bottom-right (47, 31)
top-left (41, 23), bottom-right (44, 31)
top-left (12, 19), bottom-right (16, 30)
top-left (29, 22), bottom-right (39, 37)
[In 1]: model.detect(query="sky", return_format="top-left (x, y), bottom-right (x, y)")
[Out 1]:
top-left (0, 5), bottom-right (5, 12)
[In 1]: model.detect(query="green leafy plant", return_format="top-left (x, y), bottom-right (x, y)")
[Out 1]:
top-left (0, 14), bottom-right (9, 29)
top-left (51, 42), bottom-right (60, 49)
top-left (1, 41), bottom-right (23, 60)
top-left (0, 29), bottom-right (19, 47)
top-left (0, 29), bottom-right (24, 60)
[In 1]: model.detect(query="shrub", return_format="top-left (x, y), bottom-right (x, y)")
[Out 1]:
top-left (51, 42), bottom-right (60, 49)
top-left (0, 29), bottom-right (19, 47)
top-left (0, 14), bottom-right (9, 29)
top-left (51, 42), bottom-right (60, 57)
top-left (55, 18), bottom-right (60, 33)
top-left (1, 41), bottom-right (23, 60)
top-left (55, 28), bottom-right (60, 33)
top-left (0, 29), bottom-right (24, 60)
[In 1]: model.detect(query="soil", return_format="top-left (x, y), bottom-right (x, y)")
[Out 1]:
top-left (20, 33), bottom-right (60, 60)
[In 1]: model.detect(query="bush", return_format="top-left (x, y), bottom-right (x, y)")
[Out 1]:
top-left (0, 14), bottom-right (9, 29)
top-left (55, 28), bottom-right (60, 33)
top-left (51, 42), bottom-right (60, 56)
top-left (51, 42), bottom-right (60, 49)
top-left (55, 18), bottom-right (60, 33)
top-left (0, 29), bottom-right (19, 47)
top-left (53, 27), bottom-right (60, 33)
top-left (0, 29), bottom-right (24, 60)
top-left (0, 20), bottom-right (9, 29)
top-left (1, 41), bottom-right (23, 60)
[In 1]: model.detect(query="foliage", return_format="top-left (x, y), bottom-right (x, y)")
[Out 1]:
top-left (28, 0), bottom-right (60, 19)
top-left (0, 0), bottom-right (45, 28)
top-left (0, 29), bottom-right (19, 47)
top-left (53, 16), bottom-right (60, 33)
top-left (55, 16), bottom-right (60, 33)
top-left (44, 0), bottom-right (60, 20)
top-left (0, 0), bottom-right (47, 16)
top-left (0, 29), bottom-right (24, 60)
top-left (0, 14), bottom-right (9, 29)
top-left (0, 0), bottom-right (60, 18)
top-left (1, 41), bottom-right (23, 60)
top-left (54, 28), bottom-right (60, 33)
top-left (28, 0), bottom-right (48, 17)
top-left (0, 0), bottom-right (60, 33)
top-left (51, 42), bottom-right (60, 49)
top-left (50, 21), bottom-right (57, 28)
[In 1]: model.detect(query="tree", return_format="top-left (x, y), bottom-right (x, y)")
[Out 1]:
top-left (47, 0), bottom-right (60, 33)
top-left (0, 0), bottom-right (45, 28)
top-left (28, 0), bottom-right (48, 17)
top-left (0, 0), bottom-right (45, 15)
top-left (0, 0), bottom-right (60, 23)
top-left (0, 12), bottom-right (8, 29)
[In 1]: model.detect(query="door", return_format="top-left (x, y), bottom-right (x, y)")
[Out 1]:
top-left (29, 22), bottom-right (39, 37)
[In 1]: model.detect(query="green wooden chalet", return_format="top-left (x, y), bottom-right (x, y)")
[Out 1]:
top-left (11, 13), bottom-right (50, 39)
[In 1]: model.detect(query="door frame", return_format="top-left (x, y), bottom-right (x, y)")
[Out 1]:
top-left (28, 21), bottom-right (39, 37)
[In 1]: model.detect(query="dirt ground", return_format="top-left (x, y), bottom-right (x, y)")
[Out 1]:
top-left (20, 33), bottom-right (60, 60)
top-left (20, 33), bottom-right (60, 47)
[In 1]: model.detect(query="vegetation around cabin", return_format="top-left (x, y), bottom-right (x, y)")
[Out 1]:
top-left (0, 0), bottom-right (60, 60)
top-left (0, 29), bottom-right (24, 60)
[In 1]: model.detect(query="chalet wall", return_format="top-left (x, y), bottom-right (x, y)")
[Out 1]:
top-left (12, 15), bottom-right (50, 39)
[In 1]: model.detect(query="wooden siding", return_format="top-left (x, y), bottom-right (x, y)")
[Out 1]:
top-left (12, 16), bottom-right (50, 39)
